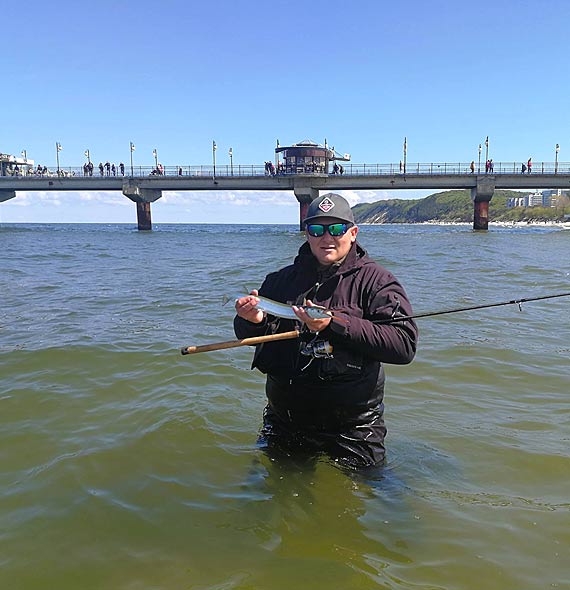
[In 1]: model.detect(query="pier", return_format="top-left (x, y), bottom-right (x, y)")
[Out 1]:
top-left (2, 158), bottom-right (570, 230)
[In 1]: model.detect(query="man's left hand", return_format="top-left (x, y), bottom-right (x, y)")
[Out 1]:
top-left (292, 299), bottom-right (332, 333)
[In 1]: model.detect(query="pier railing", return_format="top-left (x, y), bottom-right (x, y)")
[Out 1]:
top-left (2, 161), bottom-right (569, 178)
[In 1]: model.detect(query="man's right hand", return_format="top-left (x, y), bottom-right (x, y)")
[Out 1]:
top-left (235, 290), bottom-right (265, 324)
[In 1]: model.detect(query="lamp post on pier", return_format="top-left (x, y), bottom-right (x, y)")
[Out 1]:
top-left (484, 136), bottom-right (489, 168)
top-left (478, 144), bottom-right (482, 173)
top-left (130, 142), bottom-right (135, 176)
top-left (55, 142), bottom-right (62, 175)
top-left (84, 149), bottom-right (91, 165)
top-left (212, 141), bottom-right (217, 179)
top-left (403, 137), bottom-right (407, 173)
top-left (152, 149), bottom-right (158, 171)
top-left (555, 143), bottom-right (560, 174)
top-left (228, 147), bottom-right (233, 175)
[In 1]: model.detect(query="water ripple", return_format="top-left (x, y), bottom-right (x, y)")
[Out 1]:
top-left (1, 223), bottom-right (569, 589)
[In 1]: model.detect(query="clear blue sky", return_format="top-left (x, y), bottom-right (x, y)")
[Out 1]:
top-left (2, 0), bottom-right (569, 223)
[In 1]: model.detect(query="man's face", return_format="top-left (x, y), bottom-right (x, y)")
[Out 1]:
top-left (305, 217), bottom-right (358, 266)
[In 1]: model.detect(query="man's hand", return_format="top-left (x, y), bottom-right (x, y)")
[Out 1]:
top-left (293, 299), bottom-right (332, 333)
top-left (235, 290), bottom-right (265, 324)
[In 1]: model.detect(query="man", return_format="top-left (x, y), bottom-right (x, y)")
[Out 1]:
top-left (234, 193), bottom-right (418, 469)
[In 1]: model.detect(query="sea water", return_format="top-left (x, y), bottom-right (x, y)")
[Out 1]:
top-left (1, 222), bottom-right (569, 590)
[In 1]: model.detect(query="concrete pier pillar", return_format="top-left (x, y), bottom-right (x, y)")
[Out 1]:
top-left (293, 185), bottom-right (318, 230)
top-left (473, 200), bottom-right (489, 230)
top-left (136, 202), bottom-right (152, 230)
top-left (471, 176), bottom-right (495, 231)
top-left (122, 180), bottom-right (162, 231)
top-left (299, 201), bottom-right (310, 227)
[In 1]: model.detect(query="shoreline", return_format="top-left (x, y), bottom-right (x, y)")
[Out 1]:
top-left (361, 220), bottom-right (570, 228)
top-left (423, 220), bottom-right (570, 227)
top-left (2, 219), bottom-right (569, 228)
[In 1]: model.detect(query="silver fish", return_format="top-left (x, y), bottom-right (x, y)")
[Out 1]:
top-left (223, 293), bottom-right (332, 320)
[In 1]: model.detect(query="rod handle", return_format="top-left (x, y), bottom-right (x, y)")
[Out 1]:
top-left (180, 330), bottom-right (300, 355)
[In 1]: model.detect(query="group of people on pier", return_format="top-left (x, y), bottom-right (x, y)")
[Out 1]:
top-left (521, 158), bottom-right (532, 174)
top-left (265, 161), bottom-right (346, 175)
top-left (264, 161), bottom-right (279, 175)
top-left (468, 157), bottom-right (533, 175)
top-left (8, 164), bottom-right (74, 177)
top-left (90, 161), bottom-right (126, 177)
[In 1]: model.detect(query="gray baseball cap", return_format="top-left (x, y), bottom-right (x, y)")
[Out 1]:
top-left (303, 193), bottom-right (355, 225)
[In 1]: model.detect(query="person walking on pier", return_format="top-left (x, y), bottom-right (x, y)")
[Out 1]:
top-left (521, 163), bottom-right (527, 174)
top-left (233, 193), bottom-right (418, 469)
top-left (99, 162), bottom-right (104, 176)
top-left (527, 158), bottom-right (532, 174)
top-left (119, 162), bottom-right (125, 176)
top-left (470, 161), bottom-right (475, 174)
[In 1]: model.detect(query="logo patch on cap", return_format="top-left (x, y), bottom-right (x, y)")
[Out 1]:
top-left (318, 197), bottom-right (335, 213)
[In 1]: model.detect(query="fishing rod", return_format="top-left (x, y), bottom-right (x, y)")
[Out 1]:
top-left (181, 330), bottom-right (300, 355)
top-left (378, 292), bottom-right (570, 324)
top-left (180, 292), bottom-right (570, 355)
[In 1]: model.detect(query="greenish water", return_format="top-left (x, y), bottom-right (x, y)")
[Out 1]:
top-left (1, 222), bottom-right (569, 590)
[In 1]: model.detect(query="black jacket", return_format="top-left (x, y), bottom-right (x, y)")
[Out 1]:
top-left (234, 241), bottom-right (418, 422)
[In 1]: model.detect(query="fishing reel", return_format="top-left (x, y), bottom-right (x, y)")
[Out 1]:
top-left (300, 339), bottom-right (334, 359)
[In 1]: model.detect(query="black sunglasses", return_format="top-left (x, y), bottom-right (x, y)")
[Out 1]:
top-left (306, 223), bottom-right (351, 237)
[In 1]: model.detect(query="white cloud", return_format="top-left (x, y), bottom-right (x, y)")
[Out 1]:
top-left (2, 187), bottom-right (427, 224)
top-left (12, 191), bottom-right (131, 207)
top-left (10, 188), bottom-right (421, 212)
top-left (160, 190), bottom-right (297, 208)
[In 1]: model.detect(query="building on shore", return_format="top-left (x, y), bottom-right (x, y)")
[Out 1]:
top-left (507, 189), bottom-right (569, 208)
